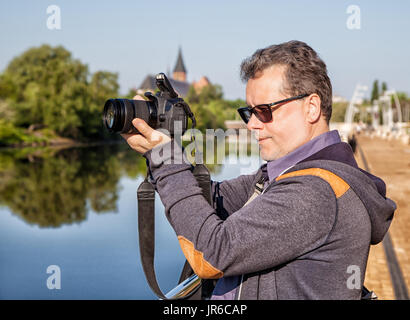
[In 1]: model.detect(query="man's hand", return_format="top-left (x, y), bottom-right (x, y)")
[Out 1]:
top-left (120, 95), bottom-right (171, 154)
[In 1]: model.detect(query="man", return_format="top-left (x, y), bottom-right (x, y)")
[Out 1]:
top-left (122, 41), bottom-right (396, 299)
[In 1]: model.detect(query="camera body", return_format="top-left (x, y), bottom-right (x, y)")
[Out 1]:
top-left (103, 73), bottom-right (194, 136)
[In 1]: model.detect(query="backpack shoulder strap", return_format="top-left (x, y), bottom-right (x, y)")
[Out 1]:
top-left (243, 175), bottom-right (266, 207)
top-left (276, 167), bottom-right (350, 199)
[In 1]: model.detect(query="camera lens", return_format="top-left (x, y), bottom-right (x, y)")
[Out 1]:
top-left (103, 98), bottom-right (155, 134)
top-left (105, 103), bottom-right (115, 129)
top-left (103, 99), bottom-right (125, 133)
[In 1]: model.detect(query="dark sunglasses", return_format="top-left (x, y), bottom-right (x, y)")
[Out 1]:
top-left (237, 94), bottom-right (309, 124)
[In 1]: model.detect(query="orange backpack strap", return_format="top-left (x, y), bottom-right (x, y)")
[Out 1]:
top-left (276, 168), bottom-right (350, 199)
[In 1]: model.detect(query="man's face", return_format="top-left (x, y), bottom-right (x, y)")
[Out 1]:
top-left (246, 65), bottom-right (310, 161)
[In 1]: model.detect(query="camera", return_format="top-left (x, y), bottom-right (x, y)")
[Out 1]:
top-left (103, 73), bottom-right (195, 136)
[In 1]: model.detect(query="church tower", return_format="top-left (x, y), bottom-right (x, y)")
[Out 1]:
top-left (172, 47), bottom-right (187, 82)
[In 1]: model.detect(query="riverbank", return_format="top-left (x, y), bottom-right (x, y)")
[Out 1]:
top-left (0, 120), bottom-right (125, 149)
top-left (0, 128), bottom-right (122, 150)
top-left (0, 134), bottom-right (125, 163)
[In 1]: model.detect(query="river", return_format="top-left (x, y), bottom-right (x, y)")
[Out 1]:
top-left (0, 142), bottom-right (262, 299)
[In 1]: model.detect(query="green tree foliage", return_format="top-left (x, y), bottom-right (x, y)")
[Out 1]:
top-left (83, 71), bottom-right (119, 138)
top-left (186, 83), bottom-right (223, 105)
top-left (371, 80), bottom-right (379, 103)
top-left (330, 102), bottom-right (349, 122)
top-left (396, 91), bottom-right (408, 100)
top-left (0, 44), bottom-right (119, 142)
top-left (381, 82), bottom-right (388, 94)
top-left (186, 84), bottom-right (244, 131)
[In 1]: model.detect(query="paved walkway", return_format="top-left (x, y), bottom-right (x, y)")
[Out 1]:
top-left (356, 134), bottom-right (410, 300)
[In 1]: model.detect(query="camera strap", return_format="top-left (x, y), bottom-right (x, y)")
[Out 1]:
top-left (137, 176), bottom-right (168, 299)
top-left (137, 163), bottom-right (212, 300)
top-left (138, 175), bottom-right (200, 300)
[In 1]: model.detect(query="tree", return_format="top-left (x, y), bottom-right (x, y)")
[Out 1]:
top-left (0, 44), bottom-right (119, 140)
top-left (370, 80), bottom-right (379, 103)
top-left (186, 83), bottom-right (223, 105)
top-left (81, 71), bottom-right (119, 138)
top-left (381, 82), bottom-right (388, 94)
top-left (330, 102), bottom-right (349, 123)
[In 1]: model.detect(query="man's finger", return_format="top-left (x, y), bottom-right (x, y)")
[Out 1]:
top-left (132, 118), bottom-right (153, 139)
top-left (133, 94), bottom-right (145, 101)
top-left (122, 132), bottom-right (152, 152)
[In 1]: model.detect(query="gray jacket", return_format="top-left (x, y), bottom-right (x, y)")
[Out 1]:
top-left (144, 141), bottom-right (396, 299)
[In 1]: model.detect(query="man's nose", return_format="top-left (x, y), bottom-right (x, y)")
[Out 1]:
top-left (246, 113), bottom-right (264, 131)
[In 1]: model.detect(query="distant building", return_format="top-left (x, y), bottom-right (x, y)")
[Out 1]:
top-left (192, 76), bottom-right (211, 93)
top-left (137, 48), bottom-right (210, 97)
top-left (172, 48), bottom-right (187, 82)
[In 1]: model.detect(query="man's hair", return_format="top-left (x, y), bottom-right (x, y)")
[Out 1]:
top-left (240, 40), bottom-right (332, 123)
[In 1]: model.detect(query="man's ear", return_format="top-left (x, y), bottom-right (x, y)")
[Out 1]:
top-left (305, 94), bottom-right (322, 123)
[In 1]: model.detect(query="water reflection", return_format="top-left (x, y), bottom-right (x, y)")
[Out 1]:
top-left (0, 143), bottom-right (146, 227)
top-left (0, 142), bottom-right (235, 228)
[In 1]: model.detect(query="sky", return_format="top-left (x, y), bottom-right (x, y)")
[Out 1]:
top-left (0, 0), bottom-right (409, 101)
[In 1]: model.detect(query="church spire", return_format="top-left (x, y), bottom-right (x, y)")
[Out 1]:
top-left (172, 47), bottom-right (187, 82)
